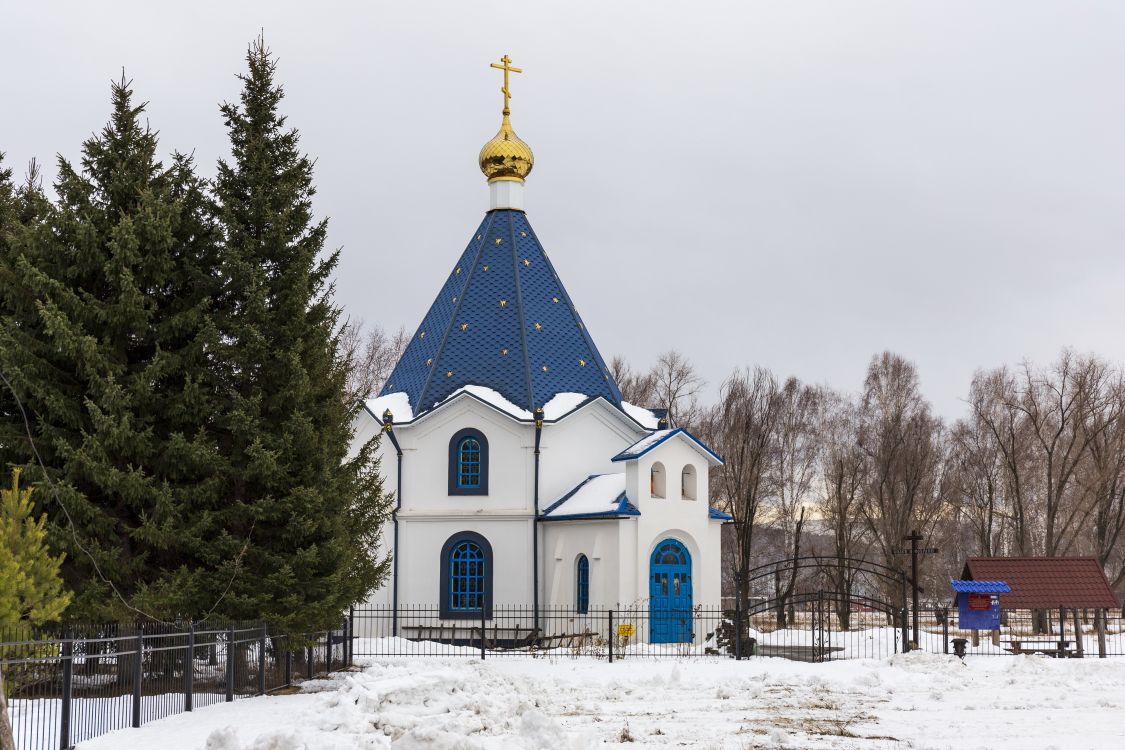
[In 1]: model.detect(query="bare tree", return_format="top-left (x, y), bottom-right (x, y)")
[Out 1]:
top-left (968, 367), bottom-right (1036, 555)
top-left (651, 350), bottom-right (704, 428)
top-left (950, 408), bottom-right (1008, 557)
top-left (815, 388), bottom-right (867, 628)
top-left (856, 353), bottom-right (947, 602)
top-left (769, 378), bottom-right (821, 625)
top-left (707, 367), bottom-right (784, 610)
top-left (1013, 352), bottom-right (1120, 556)
top-left (1080, 374), bottom-right (1125, 587)
top-left (610, 355), bottom-right (657, 407)
top-left (341, 321), bottom-right (408, 405)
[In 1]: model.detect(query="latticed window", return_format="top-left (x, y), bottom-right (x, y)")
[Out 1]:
top-left (457, 437), bottom-right (481, 488)
top-left (449, 540), bottom-right (485, 611)
top-left (576, 555), bottom-right (590, 613)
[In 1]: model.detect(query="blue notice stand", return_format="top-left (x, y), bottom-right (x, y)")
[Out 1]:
top-left (951, 579), bottom-right (1011, 631)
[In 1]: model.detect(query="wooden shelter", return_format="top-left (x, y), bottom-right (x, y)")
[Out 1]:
top-left (961, 557), bottom-right (1120, 657)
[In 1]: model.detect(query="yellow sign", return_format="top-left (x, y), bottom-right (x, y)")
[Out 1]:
top-left (617, 624), bottom-right (635, 638)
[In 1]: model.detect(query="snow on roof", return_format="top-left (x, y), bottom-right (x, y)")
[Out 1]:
top-left (542, 392), bottom-right (591, 420)
top-left (365, 391), bottom-right (413, 423)
top-left (621, 401), bottom-right (660, 429)
top-left (611, 427), bottom-right (724, 466)
top-left (439, 385), bottom-right (534, 420)
top-left (616, 429), bottom-right (673, 458)
top-left (541, 473), bottom-right (639, 520)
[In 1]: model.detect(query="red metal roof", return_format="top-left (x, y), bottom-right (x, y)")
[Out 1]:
top-left (962, 557), bottom-right (1120, 610)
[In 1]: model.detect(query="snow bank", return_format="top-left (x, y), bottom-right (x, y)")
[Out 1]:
top-left (78, 652), bottom-right (1125, 749)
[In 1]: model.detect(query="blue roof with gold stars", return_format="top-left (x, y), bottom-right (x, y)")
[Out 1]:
top-left (380, 209), bottom-right (624, 417)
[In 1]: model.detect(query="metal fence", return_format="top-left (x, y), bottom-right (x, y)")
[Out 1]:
top-left (913, 607), bottom-right (1125, 658)
top-left (351, 603), bottom-right (1125, 662)
top-left (351, 602), bottom-right (908, 662)
top-left (2, 619), bottom-right (353, 750)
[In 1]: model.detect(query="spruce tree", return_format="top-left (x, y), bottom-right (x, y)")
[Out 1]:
top-left (0, 78), bottom-right (226, 621)
top-left (208, 38), bottom-right (389, 633)
top-left (0, 469), bottom-right (72, 626)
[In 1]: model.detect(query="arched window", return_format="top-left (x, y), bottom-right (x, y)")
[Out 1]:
top-left (650, 461), bottom-right (667, 498)
top-left (448, 429), bottom-right (489, 495)
top-left (576, 555), bottom-right (590, 613)
top-left (440, 531), bottom-right (493, 619)
top-left (681, 465), bottom-right (697, 501)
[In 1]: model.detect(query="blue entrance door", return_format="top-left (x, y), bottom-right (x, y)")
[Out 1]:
top-left (649, 539), bottom-right (693, 643)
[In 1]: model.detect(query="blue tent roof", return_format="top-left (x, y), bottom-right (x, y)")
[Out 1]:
top-left (380, 210), bottom-right (623, 416)
top-left (950, 580), bottom-right (1012, 594)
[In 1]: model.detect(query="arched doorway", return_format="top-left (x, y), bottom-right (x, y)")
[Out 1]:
top-left (649, 538), bottom-right (692, 643)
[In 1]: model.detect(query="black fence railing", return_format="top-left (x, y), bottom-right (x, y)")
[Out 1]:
top-left (352, 603), bottom-right (1125, 662)
top-left (351, 602), bottom-right (909, 661)
top-left (913, 607), bottom-right (1125, 658)
top-left (2, 619), bottom-right (353, 750)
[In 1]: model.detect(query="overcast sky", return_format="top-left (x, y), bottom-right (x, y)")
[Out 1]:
top-left (4, 1), bottom-right (1124, 419)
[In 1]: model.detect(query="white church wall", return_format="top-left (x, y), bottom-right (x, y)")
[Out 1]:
top-left (398, 396), bottom-right (535, 515)
top-left (351, 410), bottom-right (397, 608)
top-left (539, 400), bottom-right (646, 504)
top-left (542, 519), bottom-right (623, 611)
top-left (398, 517), bottom-right (534, 607)
top-left (626, 437), bottom-right (724, 615)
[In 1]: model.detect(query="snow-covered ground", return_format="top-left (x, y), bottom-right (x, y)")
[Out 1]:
top-left (76, 651), bottom-right (1125, 749)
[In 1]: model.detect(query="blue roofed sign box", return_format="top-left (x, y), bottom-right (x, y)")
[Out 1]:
top-left (951, 579), bottom-right (1012, 631)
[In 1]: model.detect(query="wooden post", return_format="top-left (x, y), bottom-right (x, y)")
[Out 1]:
top-left (990, 629), bottom-right (1000, 647)
top-left (1072, 609), bottom-right (1084, 658)
top-left (1058, 607), bottom-right (1066, 658)
top-left (971, 629), bottom-right (979, 647)
top-left (1096, 608), bottom-right (1108, 659)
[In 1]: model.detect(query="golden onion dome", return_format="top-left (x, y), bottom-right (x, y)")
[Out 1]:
top-left (478, 113), bottom-right (534, 183)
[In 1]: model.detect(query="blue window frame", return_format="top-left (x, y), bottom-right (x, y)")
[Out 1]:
top-left (449, 541), bottom-right (484, 611)
top-left (457, 438), bottom-right (481, 488)
top-left (439, 531), bottom-right (493, 619)
top-left (448, 429), bottom-right (488, 495)
top-left (576, 555), bottom-right (590, 613)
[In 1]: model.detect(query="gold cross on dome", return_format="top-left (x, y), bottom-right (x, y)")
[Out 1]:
top-left (490, 54), bottom-right (523, 116)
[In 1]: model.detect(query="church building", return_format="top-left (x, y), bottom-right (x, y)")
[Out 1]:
top-left (354, 56), bottom-right (729, 643)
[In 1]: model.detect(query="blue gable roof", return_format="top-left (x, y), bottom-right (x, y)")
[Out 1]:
top-left (950, 580), bottom-right (1011, 594)
top-left (611, 427), bottom-right (724, 465)
top-left (380, 210), bottom-right (624, 416)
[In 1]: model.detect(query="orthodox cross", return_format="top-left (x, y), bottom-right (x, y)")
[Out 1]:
top-left (893, 529), bottom-right (939, 650)
top-left (490, 54), bottom-right (522, 115)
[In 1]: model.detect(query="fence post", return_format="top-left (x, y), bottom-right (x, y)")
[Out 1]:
top-left (306, 645), bottom-right (313, 680)
top-left (258, 623), bottom-right (267, 695)
top-left (325, 630), bottom-right (332, 674)
top-left (132, 626), bottom-right (144, 728)
top-left (900, 608), bottom-right (910, 653)
top-left (1097, 609), bottom-right (1108, 658)
top-left (59, 632), bottom-right (73, 750)
top-left (225, 625), bottom-right (235, 702)
top-left (480, 605), bottom-right (486, 661)
top-left (285, 650), bottom-right (293, 687)
top-left (608, 609), bottom-right (614, 664)
top-left (185, 622), bottom-right (195, 712)
top-left (942, 608), bottom-right (949, 655)
top-left (734, 602), bottom-right (742, 661)
top-left (348, 606), bottom-right (355, 667)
